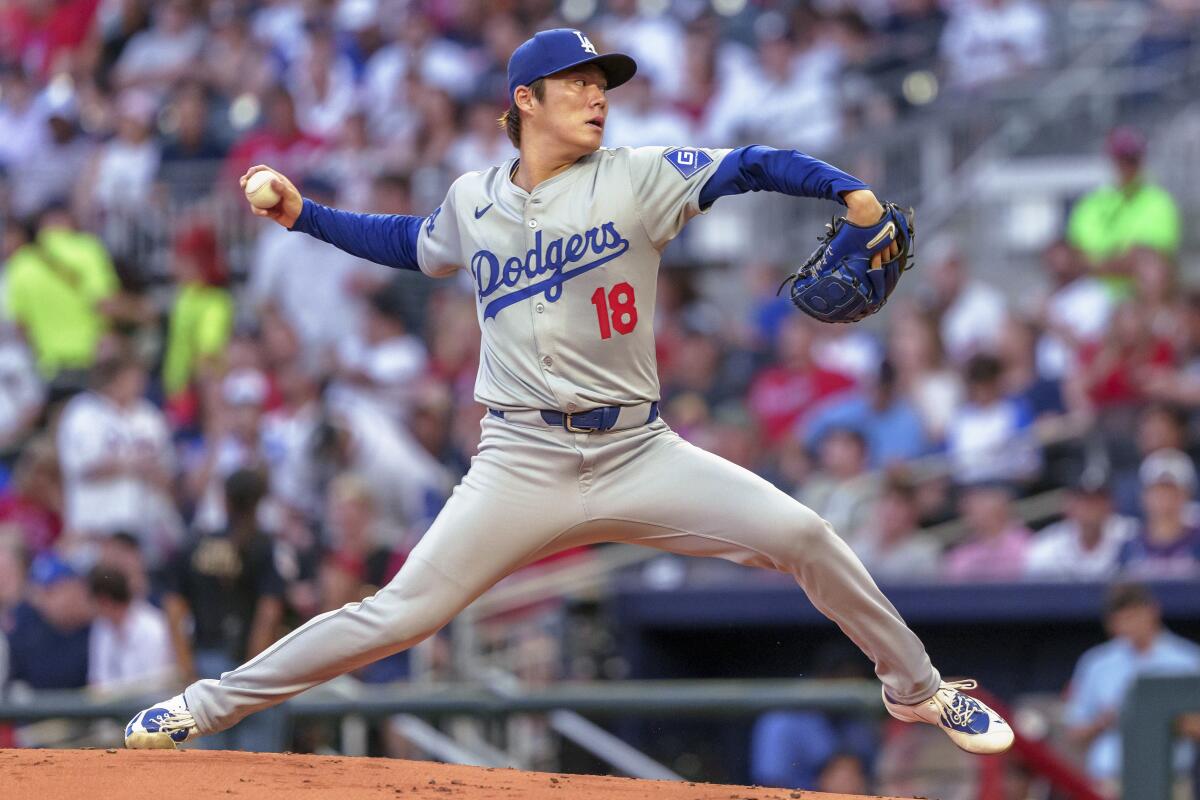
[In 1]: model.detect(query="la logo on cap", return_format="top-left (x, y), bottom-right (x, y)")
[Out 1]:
top-left (573, 30), bottom-right (597, 55)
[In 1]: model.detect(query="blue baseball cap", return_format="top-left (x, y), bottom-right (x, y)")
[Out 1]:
top-left (507, 28), bottom-right (637, 101)
top-left (29, 553), bottom-right (78, 587)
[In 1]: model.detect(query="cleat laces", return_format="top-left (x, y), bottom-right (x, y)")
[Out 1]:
top-left (935, 679), bottom-right (980, 728)
top-left (153, 709), bottom-right (196, 734)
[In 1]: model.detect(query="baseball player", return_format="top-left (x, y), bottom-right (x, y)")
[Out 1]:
top-left (126, 29), bottom-right (1012, 756)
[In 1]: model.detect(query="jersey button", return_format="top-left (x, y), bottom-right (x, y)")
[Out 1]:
top-left (527, 220), bottom-right (537, 228)
top-left (541, 355), bottom-right (553, 367)
top-left (566, 403), bottom-right (577, 412)
top-left (535, 303), bottom-right (545, 313)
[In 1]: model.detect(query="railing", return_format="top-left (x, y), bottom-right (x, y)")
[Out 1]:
top-left (0, 677), bottom-right (1109, 793)
top-left (1121, 675), bottom-right (1200, 800)
top-left (0, 678), bottom-right (884, 767)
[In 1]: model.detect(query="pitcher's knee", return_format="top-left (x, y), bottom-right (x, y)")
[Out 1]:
top-left (347, 584), bottom-right (456, 653)
top-left (778, 508), bottom-right (842, 568)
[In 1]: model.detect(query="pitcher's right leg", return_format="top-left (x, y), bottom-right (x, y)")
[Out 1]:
top-left (127, 415), bottom-right (589, 748)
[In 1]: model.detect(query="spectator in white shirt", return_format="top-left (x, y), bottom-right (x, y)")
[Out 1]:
top-left (56, 352), bottom-right (180, 565)
top-left (287, 27), bottom-right (358, 139)
top-left (247, 177), bottom-right (382, 365)
top-left (1026, 475), bottom-right (1137, 581)
top-left (946, 354), bottom-right (1041, 486)
top-left (446, 101), bottom-right (517, 177)
top-left (186, 369), bottom-right (270, 534)
top-left (261, 359), bottom-right (322, 521)
top-left (602, 74), bottom-right (693, 149)
top-left (324, 400), bottom-right (451, 551)
top-left (0, 69), bottom-right (47, 174)
top-left (0, 319), bottom-right (44, 453)
top-left (596, 0), bottom-right (688, 100)
top-left (330, 283), bottom-right (428, 426)
top-left (113, 0), bottom-right (207, 97)
top-left (87, 567), bottom-right (174, 692)
top-left (8, 96), bottom-right (94, 219)
top-left (925, 235), bottom-right (1008, 365)
top-left (703, 21), bottom-right (841, 152)
top-left (1037, 240), bottom-right (1114, 381)
top-left (939, 0), bottom-right (1049, 88)
top-left (85, 90), bottom-right (162, 219)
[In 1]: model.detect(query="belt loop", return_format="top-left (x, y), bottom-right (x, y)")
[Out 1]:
top-left (488, 408), bottom-right (505, 419)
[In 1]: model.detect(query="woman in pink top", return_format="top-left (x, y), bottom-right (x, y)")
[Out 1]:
top-left (944, 483), bottom-right (1032, 581)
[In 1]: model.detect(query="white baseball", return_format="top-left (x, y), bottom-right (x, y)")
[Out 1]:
top-left (245, 170), bottom-right (282, 209)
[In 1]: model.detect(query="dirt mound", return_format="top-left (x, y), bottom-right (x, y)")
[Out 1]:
top-left (0, 748), bottom-right (906, 800)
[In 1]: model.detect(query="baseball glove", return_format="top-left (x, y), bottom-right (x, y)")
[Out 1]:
top-left (779, 202), bottom-right (914, 324)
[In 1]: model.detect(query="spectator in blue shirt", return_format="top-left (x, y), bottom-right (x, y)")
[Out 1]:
top-left (6, 553), bottom-right (92, 690)
top-left (750, 643), bottom-right (879, 791)
top-left (1064, 583), bottom-right (1200, 791)
top-left (803, 359), bottom-right (928, 468)
top-left (1119, 449), bottom-right (1200, 579)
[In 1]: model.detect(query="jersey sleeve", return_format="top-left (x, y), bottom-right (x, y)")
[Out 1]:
top-left (416, 177), bottom-right (466, 277)
top-left (624, 146), bottom-right (733, 249)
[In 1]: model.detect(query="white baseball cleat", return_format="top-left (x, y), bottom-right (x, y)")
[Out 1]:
top-left (882, 679), bottom-right (1015, 755)
top-left (125, 693), bottom-right (199, 749)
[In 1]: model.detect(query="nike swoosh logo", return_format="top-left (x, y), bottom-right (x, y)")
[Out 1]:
top-left (474, 203), bottom-right (494, 219)
top-left (866, 221), bottom-right (896, 249)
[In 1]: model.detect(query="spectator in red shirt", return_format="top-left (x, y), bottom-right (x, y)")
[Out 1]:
top-left (0, 0), bottom-right (99, 79)
top-left (1073, 301), bottom-right (1174, 414)
top-left (0, 437), bottom-right (62, 555)
top-left (222, 86), bottom-right (326, 190)
top-left (749, 315), bottom-right (855, 443)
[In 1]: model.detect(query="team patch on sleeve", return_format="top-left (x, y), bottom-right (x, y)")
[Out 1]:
top-left (425, 205), bottom-right (442, 235)
top-left (663, 148), bottom-right (713, 180)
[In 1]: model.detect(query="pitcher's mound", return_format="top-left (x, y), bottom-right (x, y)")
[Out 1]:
top-left (0, 748), bottom-right (908, 799)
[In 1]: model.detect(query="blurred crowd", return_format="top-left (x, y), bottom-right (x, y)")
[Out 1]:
top-left (0, 0), bottom-right (1199, 790)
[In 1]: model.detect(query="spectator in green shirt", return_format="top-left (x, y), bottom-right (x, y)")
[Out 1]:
top-left (162, 222), bottom-right (233, 399)
top-left (1067, 127), bottom-right (1181, 292)
top-left (2, 203), bottom-right (120, 379)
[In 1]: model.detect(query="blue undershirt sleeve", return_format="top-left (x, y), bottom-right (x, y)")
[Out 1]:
top-left (698, 145), bottom-right (870, 211)
top-left (289, 199), bottom-right (423, 272)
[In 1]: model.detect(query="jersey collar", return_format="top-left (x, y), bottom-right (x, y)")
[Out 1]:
top-left (503, 151), bottom-right (599, 199)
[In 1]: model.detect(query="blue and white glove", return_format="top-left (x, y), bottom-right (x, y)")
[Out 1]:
top-left (780, 202), bottom-right (915, 324)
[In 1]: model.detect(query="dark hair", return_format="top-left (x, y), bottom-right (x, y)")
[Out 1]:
top-left (110, 531), bottom-right (142, 552)
top-left (882, 473), bottom-right (918, 505)
top-left (372, 172), bottom-right (411, 194)
top-left (1140, 402), bottom-right (1188, 432)
top-left (225, 467), bottom-right (268, 520)
top-left (1104, 582), bottom-right (1157, 616)
top-left (368, 282), bottom-right (411, 329)
top-left (90, 350), bottom-right (143, 391)
top-left (89, 567), bottom-right (132, 605)
top-left (964, 353), bottom-right (1004, 386)
top-left (498, 79), bottom-right (546, 148)
top-left (823, 426), bottom-right (867, 453)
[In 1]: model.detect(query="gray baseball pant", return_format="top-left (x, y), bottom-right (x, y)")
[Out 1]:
top-left (184, 414), bottom-right (940, 734)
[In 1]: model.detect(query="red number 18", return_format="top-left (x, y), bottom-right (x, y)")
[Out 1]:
top-left (590, 282), bottom-right (638, 340)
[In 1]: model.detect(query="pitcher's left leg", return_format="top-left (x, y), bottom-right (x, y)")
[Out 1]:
top-left (585, 422), bottom-right (939, 703)
top-left (582, 423), bottom-right (1012, 753)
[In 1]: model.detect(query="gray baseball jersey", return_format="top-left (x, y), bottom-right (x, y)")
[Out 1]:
top-left (180, 146), bottom-right (943, 739)
top-left (416, 146), bottom-right (732, 411)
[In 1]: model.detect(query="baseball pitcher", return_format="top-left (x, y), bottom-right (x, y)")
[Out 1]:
top-left (126, 29), bottom-right (1012, 756)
